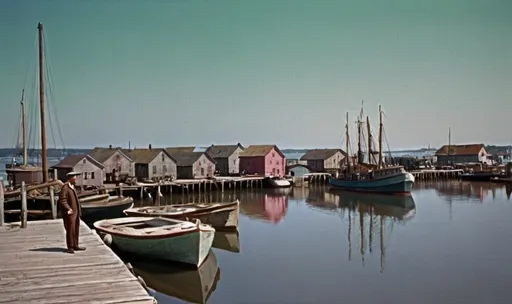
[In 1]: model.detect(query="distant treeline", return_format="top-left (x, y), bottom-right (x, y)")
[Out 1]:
top-left (0, 148), bottom-right (92, 158)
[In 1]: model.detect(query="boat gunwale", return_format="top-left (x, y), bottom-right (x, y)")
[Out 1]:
top-left (93, 217), bottom-right (215, 239)
top-left (81, 196), bottom-right (134, 209)
top-left (124, 200), bottom-right (239, 216)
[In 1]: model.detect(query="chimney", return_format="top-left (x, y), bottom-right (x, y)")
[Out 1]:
top-left (149, 144), bottom-right (152, 150)
top-left (109, 145), bottom-right (112, 149)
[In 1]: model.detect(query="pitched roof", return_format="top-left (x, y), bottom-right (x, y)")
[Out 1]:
top-left (52, 154), bottom-right (104, 169)
top-left (300, 149), bottom-right (347, 160)
top-left (239, 145), bottom-right (285, 158)
top-left (435, 144), bottom-right (485, 156)
top-left (166, 147), bottom-right (196, 154)
top-left (205, 143), bottom-right (244, 158)
top-left (89, 147), bottom-right (133, 163)
top-left (121, 148), bottom-right (175, 164)
top-left (172, 152), bottom-right (216, 166)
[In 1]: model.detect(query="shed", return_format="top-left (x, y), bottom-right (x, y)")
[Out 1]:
top-left (122, 146), bottom-right (177, 180)
top-left (239, 145), bottom-right (286, 176)
top-left (205, 143), bottom-right (244, 176)
top-left (90, 146), bottom-right (134, 182)
top-left (51, 154), bottom-right (105, 187)
top-left (171, 152), bottom-right (216, 179)
top-left (435, 144), bottom-right (488, 165)
top-left (300, 149), bottom-right (346, 173)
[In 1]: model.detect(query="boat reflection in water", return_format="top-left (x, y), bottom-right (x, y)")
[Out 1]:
top-left (305, 187), bottom-right (416, 272)
top-left (238, 189), bottom-right (290, 224)
top-left (415, 181), bottom-right (511, 202)
top-left (120, 250), bottom-right (220, 304)
top-left (213, 230), bottom-right (240, 253)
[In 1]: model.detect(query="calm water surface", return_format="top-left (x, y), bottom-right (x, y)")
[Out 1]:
top-left (119, 181), bottom-right (512, 304)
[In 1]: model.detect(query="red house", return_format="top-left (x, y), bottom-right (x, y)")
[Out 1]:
top-left (239, 145), bottom-right (286, 176)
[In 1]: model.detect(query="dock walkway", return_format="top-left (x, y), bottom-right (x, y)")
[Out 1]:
top-left (0, 220), bottom-right (155, 304)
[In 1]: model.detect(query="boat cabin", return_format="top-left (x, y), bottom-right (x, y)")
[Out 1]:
top-left (344, 166), bottom-right (407, 181)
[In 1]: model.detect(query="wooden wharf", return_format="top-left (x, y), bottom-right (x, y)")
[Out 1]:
top-left (0, 219), bottom-right (156, 304)
top-left (410, 169), bottom-right (463, 181)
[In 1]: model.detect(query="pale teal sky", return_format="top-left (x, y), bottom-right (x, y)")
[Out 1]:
top-left (0, 0), bottom-right (510, 150)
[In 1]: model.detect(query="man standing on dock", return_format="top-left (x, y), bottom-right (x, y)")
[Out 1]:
top-left (58, 172), bottom-right (86, 254)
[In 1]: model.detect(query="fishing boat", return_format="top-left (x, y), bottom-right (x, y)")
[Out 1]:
top-left (328, 104), bottom-right (415, 195)
top-left (79, 196), bottom-right (134, 224)
top-left (124, 200), bottom-right (239, 230)
top-left (119, 250), bottom-right (220, 304)
top-left (266, 176), bottom-right (292, 188)
top-left (93, 217), bottom-right (215, 267)
top-left (79, 193), bottom-right (110, 204)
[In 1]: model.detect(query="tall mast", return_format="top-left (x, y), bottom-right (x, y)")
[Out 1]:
top-left (366, 116), bottom-right (372, 165)
top-left (21, 90), bottom-right (27, 166)
top-left (38, 22), bottom-right (48, 182)
top-left (345, 112), bottom-right (351, 172)
top-left (357, 100), bottom-right (363, 164)
top-left (448, 127), bottom-right (451, 164)
top-left (378, 105), bottom-right (383, 168)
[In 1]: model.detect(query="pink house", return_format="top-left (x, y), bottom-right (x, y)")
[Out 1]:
top-left (239, 145), bottom-right (286, 176)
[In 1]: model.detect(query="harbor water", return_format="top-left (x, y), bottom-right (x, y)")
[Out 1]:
top-left (123, 181), bottom-right (511, 304)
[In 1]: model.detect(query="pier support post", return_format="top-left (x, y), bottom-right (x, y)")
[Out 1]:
top-left (139, 187), bottom-right (144, 199)
top-left (50, 186), bottom-right (56, 219)
top-left (0, 177), bottom-right (4, 226)
top-left (119, 185), bottom-right (124, 197)
top-left (21, 181), bottom-right (27, 228)
top-left (221, 181), bottom-right (224, 193)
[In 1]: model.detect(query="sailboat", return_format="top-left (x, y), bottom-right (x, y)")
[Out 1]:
top-left (328, 104), bottom-right (415, 195)
top-left (5, 23), bottom-right (62, 188)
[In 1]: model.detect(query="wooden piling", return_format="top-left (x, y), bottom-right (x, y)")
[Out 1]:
top-left (21, 181), bottom-right (27, 228)
top-left (50, 186), bottom-right (56, 219)
top-left (0, 177), bottom-right (4, 226)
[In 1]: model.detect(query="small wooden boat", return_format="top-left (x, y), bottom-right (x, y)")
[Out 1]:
top-left (80, 196), bottom-right (134, 224)
top-left (266, 177), bottom-right (292, 188)
top-left (119, 250), bottom-right (220, 304)
top-left (124, 200), bottom-right (239, 230)
top-left (79, 193), bottom-right (110, 204)
top-left (93, 217), bottom-right (215, 267)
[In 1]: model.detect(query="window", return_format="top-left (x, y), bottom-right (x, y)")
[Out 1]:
top-left (201, 167), bottom-right (205, 176)
top-left (163, 165), bottom-right (167, 173)
top-left (152, 165), bottom-right (157, 174)
top-left (83, 159), bottom-right (86, 164)
top-left (276, 160), bottom-right (279, 165)
top-left (162, 154), bottom-right (165, 162)
top-left (84, 172), bottom-right (88, 180)
top-left (272, 153), bottom-right (275, 157)
top-left (277, 169), bottom-right (280, 175)
top-left (270, 160), bottom-right (272, 164)
top-left (91, 172), bottom-right (95, 179)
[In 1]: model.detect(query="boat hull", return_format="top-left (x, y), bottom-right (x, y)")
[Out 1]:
top-left (80, 198), bottom-right (134, 224)
top-left (111, 228), bottom-right (215, 267)
top-left (124, 201), bottom-right (240, 230)
top-left (328, 172), bottom-right (415, 195)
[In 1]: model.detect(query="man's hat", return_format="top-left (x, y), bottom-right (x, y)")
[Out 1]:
top-left (66, 171), bottom-right (82, 177)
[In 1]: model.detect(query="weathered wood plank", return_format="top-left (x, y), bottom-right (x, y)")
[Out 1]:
top-left (0, 219), bottom-right (155, 303)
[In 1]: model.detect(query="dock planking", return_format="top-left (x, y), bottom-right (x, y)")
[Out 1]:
top-left (0, 220), bottom-right (156, 304)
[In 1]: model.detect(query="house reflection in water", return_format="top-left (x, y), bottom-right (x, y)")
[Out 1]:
top-left (238, 189), bottom-right (289, 223)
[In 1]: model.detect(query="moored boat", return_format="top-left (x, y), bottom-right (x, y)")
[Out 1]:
top-left (79, 193), bottom-right (110, 204)
top-left (80, 196), bottom-right (134, 224)
top-left (93, 217), bottom-right (215, 267)
top-left (266, 177), bottom-right (292, 188)
top-left (124, 200), bottom-right (239, 230)
top-left (329, 105), bottom-right (415, 195)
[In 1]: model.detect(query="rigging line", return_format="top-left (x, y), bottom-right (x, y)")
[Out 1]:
top-left (43, 49), bottom-right (58, 149)
top-left (43, 33), bottom-right (66, 150)
top-left (21, 32), bottom-right (38, 92)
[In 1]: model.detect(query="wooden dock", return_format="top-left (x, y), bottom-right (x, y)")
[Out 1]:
top-left (0, 220), bottom-right (156, 304)
top-left (410, 169), bottom-right (463, 180)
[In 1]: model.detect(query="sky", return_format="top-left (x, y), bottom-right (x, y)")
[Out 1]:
top-left (0, 0), bottom-right (510, 151)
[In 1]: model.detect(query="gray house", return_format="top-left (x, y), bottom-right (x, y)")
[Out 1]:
top-left (52, 154), bottom-right (105, 188)
top-left (300, 149), bottom-right (346, 173)
top-left (89, 146), bottom-right (134, 182)
top-left (170, 152), bottom-right (216, 179)
top-left (205, 143), bottom-right (244, 176)
top-left (122, 145), bottom-right (177, 180)
top-left (435, 144), bottom-right (488, 165)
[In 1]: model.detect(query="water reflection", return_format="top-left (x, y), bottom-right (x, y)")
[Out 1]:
top-left (297, 187), bottom-right (417, 272)
top-left (120, 250), bottom-right (220, 304)
top-left (212, 231), bottom-right (240, 253)
top-left (415, 181), bottom-right (511, 202)
top-left (237, 189), bottom-right (289, 223)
